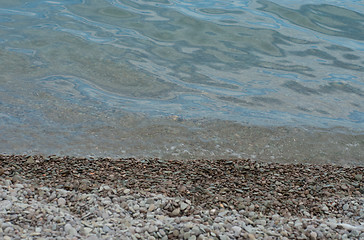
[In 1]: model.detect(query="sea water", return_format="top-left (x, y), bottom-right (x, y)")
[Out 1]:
top-left (0, 0), bottom-right (363, 165)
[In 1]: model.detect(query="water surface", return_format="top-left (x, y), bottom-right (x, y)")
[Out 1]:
top-left (0, 0), bottom-right (363, 164)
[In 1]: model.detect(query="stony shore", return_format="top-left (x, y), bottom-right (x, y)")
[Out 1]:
top-left (0, 155), bottom-right (363, 239)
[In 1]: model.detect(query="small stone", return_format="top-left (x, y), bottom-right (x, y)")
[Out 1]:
top-left (232, 226), bottom-right (242, 237)
top-left (248, 204), bottom-right (255, 211)
top-left (322, 204), bottom-right (329, 212)
top-left (58, 198), bottom-right (66, 206)
top-left (180, 202), bottom-right (189, 211)
top-left (4, 236), bottom-right (11, 240)
top-left (310, 231), bottom-right (317, 240)
top-left (355, 174), bottom-right (363, 181)
top-left (123, 189), bottom-right (131, 194)
top-left (220, 235), bottom-right (230, 240)
top-left (86, 235), bottom-right (98, 240)
top-left (170, 208), bottom-right (181, 216)
top-left (183, 232), bottom-right (191, 239)
top-left (248, 233), bottom-right (256, 240)
top-left (191, 226), bottom-right (201, 235)
top-left (64, 223), bottom-right (77, 236)
top-left (327, 222), bottom-right (337, 230)
top-left (173, 229), bottom-right (179, 237)
top-left (343, 204), bottom-right (349, 211)
top-left (26, 156), bottom-right (35, 164)
top-left (84, 227), bottom-right (93, 235)
top-left (148, 204), bottom-right (156, 212)
top-left (12, 174), bottom-right (22, 183)
top-left (294, 220), bottom-right (302, 228)
top-left (188, 236), bottom-right (197, 240)
top-left (159, 229), bottom-right (166, 236)
top-left (255, 219), bottom-right (266, 226)
top-left (4, 227), bottom-right (14, 233)
top-left (79, 179), bottom-right (91, 190)
top-left (148, 225), bottom-right (158, 233)
top-left (103, 225), bottom-right (111, 233)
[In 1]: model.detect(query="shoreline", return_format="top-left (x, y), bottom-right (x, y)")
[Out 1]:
top-left (1, 155), bottom-right (363, 239)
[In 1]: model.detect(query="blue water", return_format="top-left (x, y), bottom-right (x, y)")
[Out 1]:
top-left (0, 0), bottom-right (363, 164)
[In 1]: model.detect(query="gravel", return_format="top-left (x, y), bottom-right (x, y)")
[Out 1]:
top-left (0, 155), bottom-right (363, 239)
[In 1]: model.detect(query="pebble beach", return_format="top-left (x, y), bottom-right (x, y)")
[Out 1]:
top-left (0, 155), bottom-right (363, 239)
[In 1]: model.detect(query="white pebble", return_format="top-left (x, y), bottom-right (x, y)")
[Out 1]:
top-left (232, 226), bottom-right (242, 236)
top-left (64, 223), bottom-right (77, 236)
top-left (57, 197), bottom-right (66, 206)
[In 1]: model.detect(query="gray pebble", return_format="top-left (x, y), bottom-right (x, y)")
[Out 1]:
top-left (64, 223), bottom-right (77, 236)
top-left (343, 204), bottom-right (349, 211)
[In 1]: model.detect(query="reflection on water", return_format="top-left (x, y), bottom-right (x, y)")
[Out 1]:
top-left (0, 0), bottom-right (363, 164)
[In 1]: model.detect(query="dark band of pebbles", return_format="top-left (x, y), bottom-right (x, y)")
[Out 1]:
top-left (0, 155), bottom-right (363, 239)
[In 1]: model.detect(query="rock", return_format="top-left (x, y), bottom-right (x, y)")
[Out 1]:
top-left (170, 208), bottom-right (181, 216)
top-left (180, 202), bottom-right (189, 211)
top-left (4, 227), bottom-right (14, 233)
top-left (219, 235), bottom-right (230, 240)
top-left (172, 229), bottom-right (179, 237)
top-left (123, 189), bottom-right (131, 194)
top-left (57, 197), bottom-right (66, 206)
top-left (247, 233), bottom-right (256, 240)
top-left (86, 235), bottom-right (98, 240)
top-left (322, 204), bottom-right (329, 212)
top-left (64, 223), bottom-right (77, 236)
top-left (148, 204), bottom-right (156, 212)
top-left (310, 231), bottom-right (318, 240)
top-left (232, 226), bottom-right (242, 237)
top-left (12, 174), bottom-right (23, 183)
top-left (26, 156), bottom-right (35, 164)
top-left (183, 232), bottom-right (191, 239)
top-left (79, 179), bottom-right (91, 190)
top-left (148, 225), bottom-right (158, 233)
top-left (255, 219), bottom-right (266, 226)
top-left (355, 174), bottom-right (363, 181)
top-left (191, 226), bottom-right (201, 235)
top-left (83, 227), bottom-right (93, 235)
top-left (343, 204), bottom-right (349, 211)
top-left (158, 229), bottom-right (166, 236)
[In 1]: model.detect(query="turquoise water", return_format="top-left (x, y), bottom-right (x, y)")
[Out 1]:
top-left (0, 0), bottom-right (363, 164)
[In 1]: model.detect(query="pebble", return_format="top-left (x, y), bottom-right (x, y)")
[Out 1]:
top-left (355, 174), bottom-right (363, 181)
top-left (322, 204), bottom-right (329, 212)
top-left (64, 223), bottom-right (77, 236)
top-left (171, 208), bottom-right (181, 216)
top-left (180, 202), bottom-right (189, 211)
top-left (310, 231), bottom-right (318, 240)
top-left (343, 204), bottom-right (349, 211)
top-left (0, 175), bottom-right (362, 240)
top-left (232, 226), bottom-right (242, 236)
top-left (57, 198), bottom-right (66, 206)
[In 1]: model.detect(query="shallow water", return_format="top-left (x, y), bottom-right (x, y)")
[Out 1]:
top-left (0, 0), bottom-right (363, 164)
